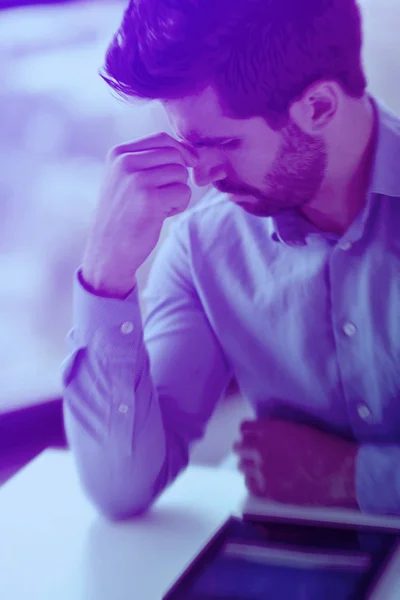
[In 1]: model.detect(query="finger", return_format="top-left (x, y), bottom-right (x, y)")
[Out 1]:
top-left (233, 444), bottom-right (262, 466)
top-left (240, 422), bottom-right (271, 445)
top-left (154, 182), bottom-right (192, 216)
top-left (240, 419), bottom-right (268, 436)
top-left (240, 431), bottom-right (265, 447)
top-left (109, 132), bottom-right (198, 168)
top-left (136, 163), bottom-right (190, 188)
top-left (114, 147), bottom-right (189, 173)
top-left (237, 457), bottom-right (258, 474)
top-left (233, 437), bottom-right (261, 453)
top-left (232, 442), bottom-right (257, 458)
top-left (245, 473), bottom-right (268, 497)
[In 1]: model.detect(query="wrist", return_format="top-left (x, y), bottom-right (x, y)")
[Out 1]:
top-left (79, 268), bottom-right (136, 300)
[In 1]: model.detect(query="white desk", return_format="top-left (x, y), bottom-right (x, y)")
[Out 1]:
top-left (1, 450), bottom-right (400, 600)
top-left (0, 450), bottom-right (246, 600)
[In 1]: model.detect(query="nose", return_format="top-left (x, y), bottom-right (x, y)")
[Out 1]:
top-left (191, 151), bottom-right (227, 187)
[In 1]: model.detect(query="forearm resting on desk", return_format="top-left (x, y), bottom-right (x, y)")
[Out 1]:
top-left (62, 256), bottom-right (232, 519)
top-left (63, 336), bottom-right (170, 520)
top-left (61, 269), bottom-right (182, 519)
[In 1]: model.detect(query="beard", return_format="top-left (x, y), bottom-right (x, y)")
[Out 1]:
top-left (214, 120), bottom-right (327, 218)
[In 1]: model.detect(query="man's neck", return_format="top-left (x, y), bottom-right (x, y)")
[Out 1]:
top-left (301, 97), bottom-right (376, 236)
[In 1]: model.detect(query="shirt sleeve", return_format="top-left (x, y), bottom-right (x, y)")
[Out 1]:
top-left (61, 217), bottom-right (232, 520)
top-left (356, 444), bottom-right (400, 514)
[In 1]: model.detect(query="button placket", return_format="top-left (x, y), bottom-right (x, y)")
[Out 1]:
top-left (357, 403), bottom-right (372, 421)
top-left (339, 241), bottom-right (352, 251)
top-left (121, 321), bottom-right (134, 335)
top-left (343, 322), bottom-right (357, 337)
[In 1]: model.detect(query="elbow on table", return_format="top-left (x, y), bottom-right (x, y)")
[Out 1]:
top-left (86, 484), bottom-right (155, 522)
top-left (77, 469), bottom-right (158, 522)
top-left (98, 499), bottom-right (151, 522)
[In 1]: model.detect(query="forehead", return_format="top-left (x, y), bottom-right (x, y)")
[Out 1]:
top-left (162, 86), bottom-right (261, 141)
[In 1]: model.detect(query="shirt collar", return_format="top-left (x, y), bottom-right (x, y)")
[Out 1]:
top-left (270, 96), bottom-right (400, 246)
top-left (368, 97), bottom-right (400, 198)
top-left (268, 209), bottom-right (337, 247)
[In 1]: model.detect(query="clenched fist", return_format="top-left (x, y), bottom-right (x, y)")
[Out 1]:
top-left (234, 418), bottom-right (358, 508)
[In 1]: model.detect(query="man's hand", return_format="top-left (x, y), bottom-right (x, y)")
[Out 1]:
top-left (82, 132), bottom-right (197, 297)
top-left (233, 418), bottom-right (359, 508)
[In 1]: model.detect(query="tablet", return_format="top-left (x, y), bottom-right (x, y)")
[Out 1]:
top-left (163, 515), bottom-right (400, 600)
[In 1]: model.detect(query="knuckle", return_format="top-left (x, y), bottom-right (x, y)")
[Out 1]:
top-left (159, 131), bottom-right (171, 141)
top-left (107, 145), bottom-right (124, 161)
top-left (148, 131), bottom-right (171, 147)
top-left (114, 153), bottom-right (128, 170)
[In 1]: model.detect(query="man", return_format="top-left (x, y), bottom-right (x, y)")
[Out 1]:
top-left (62, 0), bottom-right (400, 519)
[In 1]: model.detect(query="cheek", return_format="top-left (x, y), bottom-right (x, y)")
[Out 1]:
top-left (229, 150), bottom-right (273, 185)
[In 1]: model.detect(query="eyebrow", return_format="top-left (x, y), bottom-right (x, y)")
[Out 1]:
top-left (178, 130), bottom-right (236, 148)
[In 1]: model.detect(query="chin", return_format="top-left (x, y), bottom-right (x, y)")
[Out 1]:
top-left (222, 190), bottom-right (288, 217)
top-left (234, 198), bottom-right (282, 218)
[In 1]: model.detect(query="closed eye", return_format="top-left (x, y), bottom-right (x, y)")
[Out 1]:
top-left (193, 138), bottom-right (241, 150)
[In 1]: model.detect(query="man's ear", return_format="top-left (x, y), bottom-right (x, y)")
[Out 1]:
top-left (289, 81), bottom-right (340, 134)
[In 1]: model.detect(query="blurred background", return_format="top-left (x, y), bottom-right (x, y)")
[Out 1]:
top-left (0, 0), bottom-right (399, 463)
top-left (0, 0), bottom-right (206, 408)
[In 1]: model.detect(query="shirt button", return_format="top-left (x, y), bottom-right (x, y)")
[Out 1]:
top-left (357, 403), bottom-right (372, 421)
top-left (118, 404), bottom-right (129, 414)
top-left (343, 322), bottom-right (357, 337)
top-left (121, 321), bottom-right (134, 335)
top-left (339, 241), bottom-right (352, 251)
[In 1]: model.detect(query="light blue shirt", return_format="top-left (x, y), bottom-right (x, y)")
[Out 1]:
top-left (62, 98), bottom-right (400, 518)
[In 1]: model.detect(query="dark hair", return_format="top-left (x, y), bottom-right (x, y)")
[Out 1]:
top-left (101, 0), bottom-right (367, 128)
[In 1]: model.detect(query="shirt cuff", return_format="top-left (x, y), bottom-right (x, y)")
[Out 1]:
top-left (73, 267), bottom-right (143, 358)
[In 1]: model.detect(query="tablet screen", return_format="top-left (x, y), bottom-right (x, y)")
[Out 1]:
top-left (163, 516), bottom-right (399, 600)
